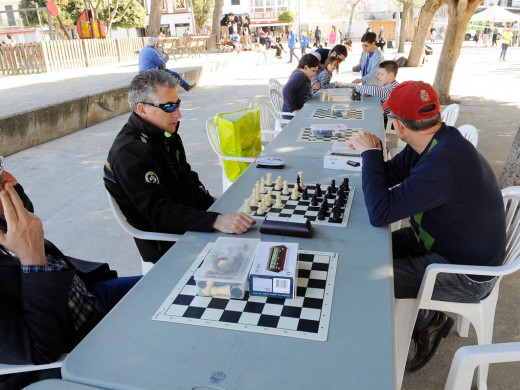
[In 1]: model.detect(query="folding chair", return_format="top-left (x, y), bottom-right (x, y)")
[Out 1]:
top-left (394, 186), bottom-right (520, 390)
top-left (248, 99), bottom-right (284, 144)
top-left (268, 78), bottom-right (283, 94)
top-left (106, 192), bottom-right (181, 274)
top-left (206, 117), bottom-right (257, 193)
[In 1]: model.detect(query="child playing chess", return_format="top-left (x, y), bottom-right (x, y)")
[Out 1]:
top-left (351, 60), bottom-right (399, 114)
top-left (311, 56), bottom-right (341, 94)
top-left (282, 54), bottom-right (320, 119)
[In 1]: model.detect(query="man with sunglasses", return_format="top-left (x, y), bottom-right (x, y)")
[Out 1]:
top-left (348, 81), bottom-right (505, 372)
top-left (104, 70), bottom-right (255, 264)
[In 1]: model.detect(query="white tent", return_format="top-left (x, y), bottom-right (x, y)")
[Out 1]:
top-left (470, 5), bottom-right (518, 23)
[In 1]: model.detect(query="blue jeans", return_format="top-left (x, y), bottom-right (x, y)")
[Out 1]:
top-left (162, 69), bottom-right (190, 91)
top-left (393, 228), bottom-right (496, 331)
top-left (90, 276), bottom-right (141, 314)
top-left (288, 47), bottom-right (299, 63)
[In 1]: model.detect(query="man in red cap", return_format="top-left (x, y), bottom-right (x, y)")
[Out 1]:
top-left (348, 81), bottom-right (505, 372)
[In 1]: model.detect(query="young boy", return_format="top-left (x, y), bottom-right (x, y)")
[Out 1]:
top-left (352, 60), bottom-right (399, 114)
top-left (282, 54), bottom-right (320, 118)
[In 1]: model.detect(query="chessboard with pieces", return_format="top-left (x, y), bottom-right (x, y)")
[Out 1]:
top-left (311, 107), bottom-right (364, 120)
top-left (239, 172), bottom-right (355, 228)
top-left (297, 127), bottom-right (361, 143)
top-left (153, 244), bottom-right (338, 342)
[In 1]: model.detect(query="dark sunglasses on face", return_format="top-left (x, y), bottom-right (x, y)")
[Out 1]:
top-left (141, 99), bottom-right (181, 113)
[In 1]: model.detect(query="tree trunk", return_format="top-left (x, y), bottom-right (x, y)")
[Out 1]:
top-left (398, 1), bottom-right (413, 53)
top-left (212, 0), bottom-right (223, 38)
top-left (347, 0), bottom-right (361, 37)
top-left (407, 0), bottom-right (446, 67)
top-left (147, 0), bottom-right (163, 36)
top-left (433, 0), bottom-right (481, 103)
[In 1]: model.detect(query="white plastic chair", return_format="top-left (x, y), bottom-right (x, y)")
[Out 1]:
top-left (206, 117), bottom-right (257, 193)
top-left (441, 103), bottom-right (460, 127)
top-left (458, 124), bottom-right (479, 148)
top-left (394, 186), bottom-right (520, 390)
top-left (106, 192), bottom-right (181, 274)
top-left (268, 78), bottom-right (283, 94)
top-left (248, 99), bottom-right (284, 144)
top-left (0, 354), bottom-right (66, 375)
top-left (445, 342), bottom-right (520, 390)
top-left (269, 88), bottom-right (295, 123)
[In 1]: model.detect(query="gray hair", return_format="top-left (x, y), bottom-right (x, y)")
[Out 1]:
top-left (146, 36), bottom-right (158, 46)
top-left (128, 70), bottom-right (178, 111)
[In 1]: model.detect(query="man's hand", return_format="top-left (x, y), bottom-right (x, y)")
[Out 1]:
top-left (348, 130), bottom-right (381, 154)
top-left (352, 65), bottom-right (359, 72)
top-left (0, 183), bottom-right (46, 266)
top-left (351, 78), bottom-right (362, 84)
top-left (213, 212), bottom-right (256, 235)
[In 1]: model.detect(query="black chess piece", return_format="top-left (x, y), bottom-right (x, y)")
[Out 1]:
top-left (320, 198), bottom-right (329, 211)
top-left (330, 179), bottom-right (336, 193)
top-left (330, 206), bottom-right (342, 223)
top-left (317, 209), bottom-right (326, 220)
top-left (326, 186), bottom-right (334, 199)
top-left (315, 183), bottom-right (322, 197)
top-left (343, 178), bottom-right (350, 191)
top-left (301, 187), bottom-right (309, 200)
top-left (311, 191), bottom-right (319, 206)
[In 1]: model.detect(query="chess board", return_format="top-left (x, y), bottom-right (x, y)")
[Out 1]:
top-left (239, 181), bottom-right (355, 228)
top-left (297, 127), bottom-right (361, 143)
top-left (311, 107), bottom-right (364, 120)
top-left (153, 245), bottom-right (338, 342)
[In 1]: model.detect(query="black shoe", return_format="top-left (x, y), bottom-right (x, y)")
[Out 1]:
top-left (406, 312), bottom-right (454, 372)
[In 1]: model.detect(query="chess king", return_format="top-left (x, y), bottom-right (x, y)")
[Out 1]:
top-left (104, 70), bottom-right (255, 263)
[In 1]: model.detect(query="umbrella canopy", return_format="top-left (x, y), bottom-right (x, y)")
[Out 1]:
top-left (470, 5), bottom-right (518, 23)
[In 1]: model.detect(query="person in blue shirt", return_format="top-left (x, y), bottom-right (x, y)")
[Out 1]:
top-left (351, 32), bottom-right (384, 86)
top-left (287, 25), bottom-right (299, 63)
top-left (300, 32), bottom-right (309, 56)
top-left (348, 81), bottom-right (506, 372)
top-left (139, 37), bottom-right (195, 91)
top-left (282, 54), bottom-right (319, 118)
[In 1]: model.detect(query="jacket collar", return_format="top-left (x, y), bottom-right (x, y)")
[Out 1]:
top-left (128, 111), bottom-right (181, 144)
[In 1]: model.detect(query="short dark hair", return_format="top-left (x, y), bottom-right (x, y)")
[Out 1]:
top-left (128, 70), bottom-right (177, 111)
top-left (396, 112), bottom-right (442, 131)
top-left (379, 60), bottom-right (398, 76)
top-left (297, 53), bottom-right (320, 69)
top-left (361, 32), bottom-right (377, 43)
top-left (330, 44), bottom-right (348, 58)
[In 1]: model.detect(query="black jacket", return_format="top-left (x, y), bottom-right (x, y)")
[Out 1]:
top-left (0, 184), bottom-right (118, 388)
top-left (104, 112), bottom-right (219, 263)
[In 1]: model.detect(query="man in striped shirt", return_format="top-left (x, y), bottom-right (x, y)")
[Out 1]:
top-left (352, 60), bottom-right (399, 114)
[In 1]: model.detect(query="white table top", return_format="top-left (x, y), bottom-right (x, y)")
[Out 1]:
top-left (62, 92), bottom-right (395, 389)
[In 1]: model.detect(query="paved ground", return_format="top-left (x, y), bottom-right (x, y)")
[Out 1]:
top-left (1, 41), bottom-right (520, 389)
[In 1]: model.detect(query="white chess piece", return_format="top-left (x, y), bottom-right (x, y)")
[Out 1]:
top-left (282, 180), bottom-right (290, 195)
top-left (257, 202), bottom-right (265, 215)
top-left (211, 285), bottom-right (231, 297)
top-left (251, 189), bottom-right (257, 206)
top-left (298, 171), bottom-right (305, 189)
top-left (244, 198), bottom-right (252, 213)
top-left (255, 186), bottom-right (261, 202)
top-left (260, 181), bottom-right (267, 194)
top-left (267, 190), bottom-right (273, 206)
top-left (202, 281), bottom-right (214, 295)
top-left (275, 176), bottom-right (282, 190)
top-left (266, 173), bottom-right (273, 186)
top-left (291, 185), bottom-right (299, 200)
top-left (275, 193), bottom-right (283, 208)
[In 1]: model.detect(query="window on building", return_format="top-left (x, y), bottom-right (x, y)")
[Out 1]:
top-left (231, 0), bottom-right (240, 5)
top-left (5, 5), bottom-right (16, 27)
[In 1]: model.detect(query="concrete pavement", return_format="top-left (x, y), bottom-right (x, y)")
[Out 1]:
top-left (1, 41), bottom-right (520, 389)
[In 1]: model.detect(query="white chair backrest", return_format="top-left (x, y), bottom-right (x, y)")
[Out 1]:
top-left (441, 103), bottom-right (460, 127)
top-left (206, 117), bottom-right (223, 160)
top-left (269, 78), bottom-right (283, 93)
top-left (269, 88), bottom-right (285, 114)
top-left (502, 186), bottom-right (520, 264)
top-left (249, 99), bottom-right (278, 132)
top-left (0, 354), bottom-right (66, 375)
top-left (107, 192), bottom-right (181, 242)
top-left (457, 124), bottom-right (479, 148)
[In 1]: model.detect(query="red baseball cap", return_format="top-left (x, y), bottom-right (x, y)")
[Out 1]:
top-left (382, 81), bottom-right (440, 120)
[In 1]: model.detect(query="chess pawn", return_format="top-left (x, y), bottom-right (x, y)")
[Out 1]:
top-left (282, 180), bottom-right (290, 195)
top-left (260, 178), bottom-right (267, 194)
top-left (251, 189), bottom-right (257, 205)
top-left (256, 202), bottom-right (265, 215)
top-left (275, 193), bottom-right (283, 208)
top-left (210, 285), bottom-right (231, 298)
top-left (275, 176), bottom-right (283, 191)
top-left (267, 190), bottom-right (273, 206)
top-left (291, 185), bottom-right (299, 200)
top-left (244, 198), bottom-right (252, 214)
top-left (255, 186), bottom-right (262, 202)
top-left (266, 173), bottom-right (273, 186)
top-left (298, 171), bottom-right (305, 189)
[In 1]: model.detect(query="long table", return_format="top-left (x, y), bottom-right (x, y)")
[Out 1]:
top-left (62, 93), bottom-right (396, 389)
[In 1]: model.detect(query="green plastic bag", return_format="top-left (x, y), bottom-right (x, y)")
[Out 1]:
top-left (215, 108), bottom-right (262, 182)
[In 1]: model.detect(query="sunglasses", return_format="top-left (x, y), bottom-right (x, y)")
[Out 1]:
top-left (386, 113), bottom-right (402, 122)
top-left (141, 99), bottom-right (181, 113)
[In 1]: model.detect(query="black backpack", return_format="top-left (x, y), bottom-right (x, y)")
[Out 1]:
top-left (220, 14), bottom-right (228, 27)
